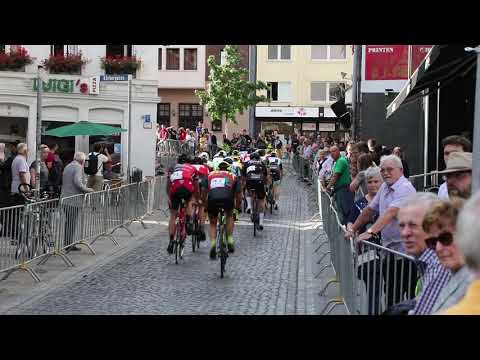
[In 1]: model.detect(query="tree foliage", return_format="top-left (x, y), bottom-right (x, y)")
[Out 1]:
top-left (196, 45), bottom-right (270, 125)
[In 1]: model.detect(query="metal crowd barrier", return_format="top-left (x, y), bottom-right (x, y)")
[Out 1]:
top-left (409, 171), bottom-right (441, 193)
top-left (291, 156), bottom-right (418, 315)
top-left (0, 177), bottom-right (167, 284)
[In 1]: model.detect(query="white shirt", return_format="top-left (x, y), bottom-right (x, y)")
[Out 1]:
top-left (438, 182), bottom-right (449, 200)
top-left (88, 152), bottom-right (109, 176)
top-left (11, 155), bottom-right (30, 193)
top-left (319, 156), bottom-right (334, 183)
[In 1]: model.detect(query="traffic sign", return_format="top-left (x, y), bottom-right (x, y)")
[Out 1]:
top-left (100, 74), bottom-right (130, 81)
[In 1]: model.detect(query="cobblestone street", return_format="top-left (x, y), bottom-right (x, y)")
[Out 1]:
top-left (6, 165), bottom-right (324, 315)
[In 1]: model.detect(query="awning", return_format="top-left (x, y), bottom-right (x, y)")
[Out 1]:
top-left (386, 44), bottom-right (478, 118)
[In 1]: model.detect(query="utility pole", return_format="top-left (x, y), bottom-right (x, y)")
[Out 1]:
top-left (351, 45), bottom-right (362, 141)
top-left (127, 74), bottom-right (133, 183)
top-left (35, 65), bottom-right (44, 199)
top-left (466, 46), bottom-right (480, 193)
top-left (249, 45), bottom-right (257, 138)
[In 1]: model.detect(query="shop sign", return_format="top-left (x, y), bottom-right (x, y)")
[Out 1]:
top-left (302, 123), bottom-right (316, 131)
top-left (33, 78), bottom-right (92, 94)
top-left (90, 76), bottom-right (100, 95)
top-left (318, 123), bottom-right (336, 132)
top-left (256, 106), bottom-right (319, 118)
top-left (365, 45), bottom-right (408, 80)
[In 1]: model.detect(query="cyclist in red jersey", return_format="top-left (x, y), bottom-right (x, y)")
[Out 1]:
top-left (192, 156), bottom-right (210, 242)
top-left (206, 161), bottom-right (242, 259)
top-left (166, 154), bottom-right (199, 254)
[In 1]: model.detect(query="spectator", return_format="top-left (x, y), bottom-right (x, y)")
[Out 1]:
top-left (159, 125), bottom-right (168, 141)
top-left (284, 133), bottom-right (290, 146)
top-left (326, 145), bottom-right (353, 225)
top-left (350, 141), bottom-right (369, 179)
top-left (11, 143), bottom-right (30, 199)
top-left (441, 192), bottom-right (480, 314)
top-left (439, 152), bottom-right (472, 200)
top-left (318, 148), bottom-right (334, 188)
top-left (397, 193), bottom-right (451, 315)
top-left (347, 166), bottom-right (382, 314)
top-left (0, 143), bottom-right (11, 207)
top-left (178, 127), bottom-right (187, 142)
top-left (61, 152), bottom-right (94, 252)
top-left (291, 134), bottom-right (300, 155)
top-left (367, 138), bottom-right (377, 153)
top-left (223, 133), bottom-right (232, 147)
top-left (350, 153), bottom-right (375, 201)
top-left (30, 145), bottom-right (50, 193)
top-left (347, 154), bottom-right (417, 308)
top-left (196, 122), bottom-right (203, 138)
top-left (255, 134), bottom-right (267, 150)
top-left (393, 146), bottom-right (410, 178)
top-left (240, 129), bottom-right (252, 148)
top-left (209, 132), bottom-right (217, 155)
top-left (437, 135), bottom-right (472, 200)
top-left (346, 141), bottom-right (355, 161)
top-left (86, 144), bottom-right (111, 192)
top-left (421, 199), bottom-right (473, 313)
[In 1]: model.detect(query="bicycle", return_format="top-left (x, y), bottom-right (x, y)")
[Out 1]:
top-left (215, 207), bottom-right (228, 278)
top-left (250, 189), bottom-right (259, 237)
top-left (266, 183), bottom-right (274, 215)
top-left (173, 198), bottom-right (188, 264)
top-left (191, 202), bottom-right (200, 253)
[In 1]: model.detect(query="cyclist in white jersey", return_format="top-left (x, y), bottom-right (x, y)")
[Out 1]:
top-left (266, 151), bottom-right (283, 210)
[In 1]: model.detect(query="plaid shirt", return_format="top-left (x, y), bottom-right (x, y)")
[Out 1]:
top-left (412, 249), bottom-right (452, 315)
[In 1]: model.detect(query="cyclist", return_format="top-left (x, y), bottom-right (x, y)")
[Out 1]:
top-left (192, 156), bottom-right (210, 242)
top-left (243, 151), bottom-right (270, 231)
top-left (206, 160), bottom-right (242, 260)
top-left (166, 154), bottom-right (199, 254)
top-left (266, 151), bottom-right (283, 210)
top-left (210, 150), bottom-right (227, 171)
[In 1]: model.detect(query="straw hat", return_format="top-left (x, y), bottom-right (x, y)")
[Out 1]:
top-left (438, 152), bottom-right (472, 174)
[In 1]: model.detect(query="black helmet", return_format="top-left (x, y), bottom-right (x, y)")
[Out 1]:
top-left (250, 152), bottom-right (260, 160)
top-left (223, 157), bottom-right (234, 165)
top-left (218, 161), bottom-right (231, 171)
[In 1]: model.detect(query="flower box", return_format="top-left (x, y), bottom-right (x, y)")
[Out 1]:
top-left (0, 47), bottom-right (33, 71)
top-left (43, 52), bottom-right (88, 75)
top-left (100, 55), bottom-right (142, 77)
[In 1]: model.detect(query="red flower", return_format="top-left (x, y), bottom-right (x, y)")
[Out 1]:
top-left (80, 83), bottom-right (88, 93)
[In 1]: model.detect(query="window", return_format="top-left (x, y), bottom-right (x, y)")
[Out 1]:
top-left (51, 45), bottom-right (64, 56)
top-left (166, 48), bottom-right (180, 70)
top-left (106, 45), bottom-right (132, 58)
top-left (267, 45), bottom-right (291, 60)
top-left (311, 45), bottom-right (347, 60)
top-left (267, 82), bottom-right (291, 102)
top-left (157, 103), bottom-right (170, 126)
top-left (178, 103), bottom-right (203, 129)
top-left (158, 48), bottom-right (162, 70)
top-left (311, 82), bottom-right (345, 102)
top-left (184, 48), bottom-right (197, 70)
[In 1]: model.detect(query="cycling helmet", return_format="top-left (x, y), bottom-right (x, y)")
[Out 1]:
top-left (223, 157), bottom-right (234, 165)
top-left (215, 150), bottom-right (227, 158)
top-left (231, 149), bottom-right (240, 157)
top-left (199, 152), bottom-right (210, 161)
top-left (257, 149), bottom-right (266, 157)
top-left (269, 151), bottom-right (277, 157)
top-left (250, 152), bottom-right (260, 161)
top-left (218, 161), bottom-right (231, 171)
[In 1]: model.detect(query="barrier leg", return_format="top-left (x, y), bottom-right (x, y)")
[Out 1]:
top-left (314, 241), bottom-right (329, 253)
top-left (320, 298), bottom-right (344, 315)
top-left (319, 278), bottom-right (339, 296)
top-left (91, 233), bottom-right (120, 246)
top-left (1, 264), bottom-right (41, 283)
top-left (314, 264), bottom-right (332, 278)
top-left (37, 251), bottom-right (74, 268)
top-left (316, 251), bottom-right (331, 264)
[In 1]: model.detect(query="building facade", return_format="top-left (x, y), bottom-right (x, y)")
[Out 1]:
top-left (255, 45), bottom-right (354, 140)
top-left (0, 45), bottom-right (160, 177)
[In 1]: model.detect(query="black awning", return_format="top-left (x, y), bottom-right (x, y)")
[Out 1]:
top-left (386, 44), bottom-right (478, 118)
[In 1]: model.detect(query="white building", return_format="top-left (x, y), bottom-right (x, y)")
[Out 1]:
top-left (0, 45), bottom-right (161, 177)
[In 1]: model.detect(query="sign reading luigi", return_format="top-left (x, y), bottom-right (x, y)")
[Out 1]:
top-left (33, 78), bottom-right (75, 93)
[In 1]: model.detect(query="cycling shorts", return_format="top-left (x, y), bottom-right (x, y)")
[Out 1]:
top-left (169, 187), bottom-right (193, 210)
top-left (207, 188), bottom-right (234, 217)
top-left (270, 169), bottom-right (281, 182)
top-left (246, 179), bottom-right (266, 200)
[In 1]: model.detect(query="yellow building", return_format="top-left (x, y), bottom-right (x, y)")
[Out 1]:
top-left (255, 45), bottom-right (354, 139)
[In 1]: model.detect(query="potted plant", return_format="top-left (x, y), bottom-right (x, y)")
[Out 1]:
top-left (100, 55), bottom-right (142, 76)
top-left (42, 52), bottom-right (89, 75)
top-left (0, 46), bottom-right (33, 71)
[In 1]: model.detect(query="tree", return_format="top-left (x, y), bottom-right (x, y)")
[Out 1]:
top-left (195, 45), bottom-right (270, 133)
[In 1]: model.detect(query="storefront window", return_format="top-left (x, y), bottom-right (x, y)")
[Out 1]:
top-left (42, 121), bottom-right (76, 166)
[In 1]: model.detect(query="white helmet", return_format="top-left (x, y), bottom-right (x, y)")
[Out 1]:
top-left (199, 152), bottom-right (210, 161)
top-left (215, 150), bottom-right (227, 158)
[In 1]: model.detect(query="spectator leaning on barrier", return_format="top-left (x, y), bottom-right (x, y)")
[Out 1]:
top-left (421, 199), bottom-right (474, 314)
top-left (347, 155), bottom-right (417, 308)
top-left (319, 148), bottom-right (334, 188)
top-left (397, 193), bottom-right (451, 315)
top-left (441, 193), bottom-right (480, 315)
top-left (61, 152), bottom-right (94, 252)
top-left (326, 146), bottom-right (353, 225)
top-left (437, 135), bottom-right (472, 200)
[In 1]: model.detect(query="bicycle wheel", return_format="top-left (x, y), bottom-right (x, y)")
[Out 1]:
top-left (175, 223), bottom-right (181, 264)
top-left (253, 198), bottom-right (257, 237)
top-left (219, 223), bottom-right (227, 278)
top-left (269, 187), bottom-right (273, 215)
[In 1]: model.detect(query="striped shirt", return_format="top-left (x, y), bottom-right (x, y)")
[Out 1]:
top-left (412, 249), bottom-right (452, 315)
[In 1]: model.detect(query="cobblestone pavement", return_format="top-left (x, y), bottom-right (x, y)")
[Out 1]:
top-left (9, 165), bottom-right (322, 315)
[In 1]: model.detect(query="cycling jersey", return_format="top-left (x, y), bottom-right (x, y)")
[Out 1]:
top-left (268, 157), bottom-right (283, 182)
top-left (211, 157), bottom-right (225, 171)
top-left (192, 164), bottom-right (210, 190)
top-left (243, 160), bottom-right (268, 200)
top-left (231, 161), bottom-right (243, 178)
top-left (167, 164), bottom-right (198, 210)
top-left (207, 170), bottom-right (241, 216)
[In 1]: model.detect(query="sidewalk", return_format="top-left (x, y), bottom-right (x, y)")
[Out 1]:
top-left (0, 211), bottom-right (169, 314)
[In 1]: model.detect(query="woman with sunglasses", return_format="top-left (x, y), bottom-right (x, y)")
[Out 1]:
top-left (422, 199), bottom-right (474, 314)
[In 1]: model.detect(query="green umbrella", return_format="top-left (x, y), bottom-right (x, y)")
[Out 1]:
top-left (44, 121), bottom-right (127, 137)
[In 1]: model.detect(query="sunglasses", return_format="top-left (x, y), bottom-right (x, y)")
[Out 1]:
top-left (425, 232), bottom-right (454, 250)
